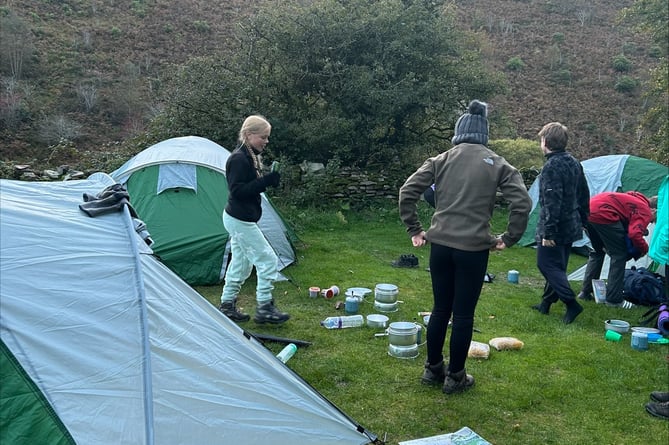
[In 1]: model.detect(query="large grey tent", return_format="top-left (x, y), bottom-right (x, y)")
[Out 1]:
top-left (0, 174), bottom-right (375, 444)
top-left (110, 136), bottom-right (296, 286)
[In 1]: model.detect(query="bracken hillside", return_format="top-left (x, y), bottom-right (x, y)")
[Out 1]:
top-left (1, 0), bottom-right (660, 169)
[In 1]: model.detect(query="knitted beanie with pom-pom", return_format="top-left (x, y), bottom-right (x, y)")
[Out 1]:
top-left (451, 100), bottom-right (489, 146)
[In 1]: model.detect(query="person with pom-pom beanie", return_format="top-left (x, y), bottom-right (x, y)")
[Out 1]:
top-left (399, 100), bottom-right (532, 395)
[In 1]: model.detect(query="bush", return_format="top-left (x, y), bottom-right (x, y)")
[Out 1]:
top-left (506, 56), bottom-right (525, 71)
top-left (131, 1), bottom-right (146, 18)
top-left (37, 115), bottom-right (83, 145)
top-left (622, 41), bottom-right (638, 55)
top-left (192, 20), bottom-right (210, 33)
top-left (552, 68), bottom-right (572, 85)
top-left (489, 138), bottom-right (543, 171)
top-left (584, 122), bottom-right (598, 134)
top-left (152, 0), bottom-right (505, 168)
top-left (611, 54), bottom-right (632, 72)
top-left (648, 45), bottom-right (663, 58)
top-left (614, 75), bottom-right (638, 93)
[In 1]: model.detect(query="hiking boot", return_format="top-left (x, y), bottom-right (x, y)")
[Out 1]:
top-left (605, 300), bottom-right (636, 309)
top-left (392, 254), bottom-right (419, 268)
top-left (651, 391), bottom-right (669, 403)
top-left (421, 360), bottom-right (446, 385)
top-left (254, 300), bottom-right (290, 324)
top-left (645, 401), bottom-right (669, 420)
top-left (219, 299), bottom-right (250, 322)
top-left (563, 300), bottom-right (583, 324)
top-left (577, 291), bottom-right (594, 301)
top-left (442, 369), bottom-right (475, 395)
top-left (531, 300), bottom-right (552, 315)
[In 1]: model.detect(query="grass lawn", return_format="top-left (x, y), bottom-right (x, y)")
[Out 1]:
top-left (195, 204), bottom-right (668, 445)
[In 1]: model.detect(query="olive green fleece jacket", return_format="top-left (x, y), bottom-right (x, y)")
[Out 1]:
top-left (399, 143), bottom-right (532, 251)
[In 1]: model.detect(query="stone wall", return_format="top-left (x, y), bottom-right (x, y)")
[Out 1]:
top-left (9, 164), bottom-right (85, 181)
top-left (295, 164), bottom-right (536, 205)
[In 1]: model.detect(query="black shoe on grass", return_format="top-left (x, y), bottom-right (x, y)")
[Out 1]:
top-left (577, 291), bottom-right (594, 301)
top-left (421, 360), bottom-right (446, 385)
top-left (442, 369), bottom-right (474, 395)
top-left (254, 300), bottom-right (290, 324)
top-left (651, 391), bottom-right (669, 403)
top-left (391, 254), bottom-right (419, 268)
top-left (645, 401), bottom-right (669, 420)
top-left (531, 301), bottom-right (551, 315)
top-left (219, 299), bottom-right (250, 322)
top-left (563, 301), bottom-right (583, 324)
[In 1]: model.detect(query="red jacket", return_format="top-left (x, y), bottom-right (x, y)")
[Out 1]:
top-left (588, 191), bottom-right (653, 255)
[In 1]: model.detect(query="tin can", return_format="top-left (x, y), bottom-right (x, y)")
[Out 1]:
top-left (508, 270), bottom-right (519, 284)
top-left (631, 331), bottom-right (648, 351)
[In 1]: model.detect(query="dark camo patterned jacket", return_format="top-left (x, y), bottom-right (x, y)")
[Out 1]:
top-left (536, 151), bottom-right (590, 245)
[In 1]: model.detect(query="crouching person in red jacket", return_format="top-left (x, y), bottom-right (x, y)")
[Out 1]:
top-left (578, 191), bottom-right (657, 307)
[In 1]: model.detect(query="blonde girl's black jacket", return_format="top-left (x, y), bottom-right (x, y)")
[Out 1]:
top-left (224, 146), bottom-right (278, 223)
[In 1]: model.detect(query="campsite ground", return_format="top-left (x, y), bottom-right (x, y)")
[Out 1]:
top-left (196, 205), bottom-right (669, 445)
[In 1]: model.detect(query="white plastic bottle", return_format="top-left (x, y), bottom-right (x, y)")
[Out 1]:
top-left (276, 343), bottom-right (298, 363)
top-left (320, 315), bottom-right (364, 329)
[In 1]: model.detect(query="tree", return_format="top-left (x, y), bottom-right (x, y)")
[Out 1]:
top-left (637, 63), bottom-right (668, 165)
top-left (620, 0), bottom-right (668, 164)
top-left (153, 0), bottom-right (504, 166)
top-left (0, 10), bottom-right (34, 80)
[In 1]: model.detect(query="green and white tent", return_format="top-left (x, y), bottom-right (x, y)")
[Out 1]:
top-left (0, 174), bottom-right (375, 445)
top-left (519, 154), bottom-right (668, 248)
top-left (110, 136), bottom-right (296, 286)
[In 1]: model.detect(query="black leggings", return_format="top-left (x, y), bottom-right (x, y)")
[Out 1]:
top-left (426, 243), bottom-right (489, 373)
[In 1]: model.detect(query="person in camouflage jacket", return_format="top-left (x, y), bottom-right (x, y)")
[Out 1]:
top-left (532, 122), bottom-right (590, 324)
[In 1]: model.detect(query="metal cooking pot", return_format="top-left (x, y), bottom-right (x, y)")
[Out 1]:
top-left (388, 343), bottom-right (419, 359)
top-left (387, 321), bottom-right (417, 346)
top-left (374, 300), bottom-right (398, 313)
top-left (375, 292), bottom-right (398, 304)
top-left (375, 283), bottom-right (399, 303)
top-left (366, 314), bottom-right (389, 328)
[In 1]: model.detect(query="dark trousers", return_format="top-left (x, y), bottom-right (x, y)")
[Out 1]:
top-left (537, 243), bottom-right (576, 304)
top-left (581, 221), bottom-right (628, 304)
top-left (426, 243), bottom-right (488, 373)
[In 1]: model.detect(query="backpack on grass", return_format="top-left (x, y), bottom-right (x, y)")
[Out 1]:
top-left (623, 266), bottom-right (667, 306)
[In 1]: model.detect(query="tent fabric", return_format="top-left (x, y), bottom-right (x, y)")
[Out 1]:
top-left (157, 163), bottom-right (197, 194)
top-left (520, 155), bottom-right (668, 248)
top-left (127, 164), bottom-right (231, 285)
top-left (0, 176), bottom-right (375, 445)
top-left (1, 342), bottom-right (75, 445)
top-left (111, 136), bottom-right (296, 285)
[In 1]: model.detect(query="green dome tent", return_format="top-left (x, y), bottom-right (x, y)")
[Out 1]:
top-left (111, 136), bottom-right (296, 286)
top-left (519, 154), bottom-right (668, 248)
